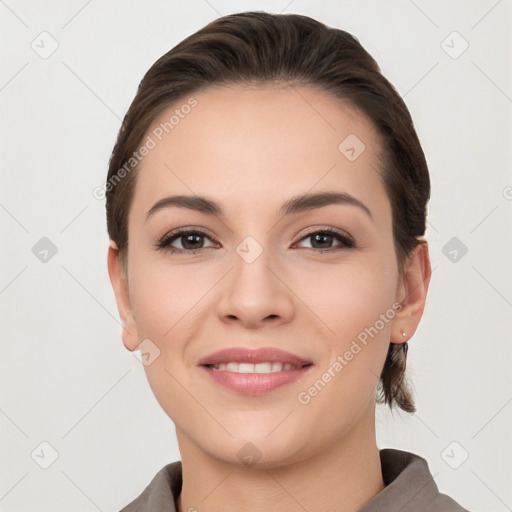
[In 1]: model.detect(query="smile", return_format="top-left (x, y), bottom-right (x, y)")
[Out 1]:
top-left (198, 346), bottom-right (314, 394)
top-left (205, 362), bottom-right (305, 373)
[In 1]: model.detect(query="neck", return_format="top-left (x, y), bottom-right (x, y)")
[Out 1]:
top-left (176, 404), bottom-right (385, 512)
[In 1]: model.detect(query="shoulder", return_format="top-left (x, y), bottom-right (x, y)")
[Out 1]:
top-left (358, 448), bottom-right (471, 512)
top-left (424, 492), bottom-right (473, 512)
top-left (119, 460), bottom-right (182, 512)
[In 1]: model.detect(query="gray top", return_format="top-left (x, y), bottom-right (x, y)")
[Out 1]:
top-left (120, 448), bottom-right (471, 511)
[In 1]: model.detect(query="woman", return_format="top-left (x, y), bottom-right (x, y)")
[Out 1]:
top-left (106, 11), bottom-right (470, 512)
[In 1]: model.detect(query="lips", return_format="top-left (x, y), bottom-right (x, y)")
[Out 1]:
top-left (198, 347), bottom-right (314, 395)
top-left (198, 347), bottom-right (312, 367)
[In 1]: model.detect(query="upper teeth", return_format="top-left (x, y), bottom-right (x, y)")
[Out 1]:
top-left (210, 362), bottom-right (301, 373)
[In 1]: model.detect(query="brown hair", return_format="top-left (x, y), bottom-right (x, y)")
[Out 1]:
top-left (105, 11), bottom-right (430, 413)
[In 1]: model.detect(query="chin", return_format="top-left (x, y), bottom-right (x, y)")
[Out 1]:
top-left (203, 430), bottom-right (309, 469)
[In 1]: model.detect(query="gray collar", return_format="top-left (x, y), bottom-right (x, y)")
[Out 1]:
top-left (120, 448), bottom-right (469, 511)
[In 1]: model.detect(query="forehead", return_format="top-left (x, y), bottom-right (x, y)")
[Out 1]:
top-left (130, 84), bottom-right (389, 226)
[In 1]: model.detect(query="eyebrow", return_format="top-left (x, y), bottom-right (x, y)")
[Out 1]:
top-left (146, 191), bottom-right (373, 222)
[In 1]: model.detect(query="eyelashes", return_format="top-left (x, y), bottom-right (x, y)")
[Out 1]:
top-left (155, 227), bottom-right (356, 255)
top-left (156, 228), bottom-right (220, 254)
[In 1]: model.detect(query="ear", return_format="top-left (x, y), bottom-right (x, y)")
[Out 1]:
top-left (107, 240), bottom-right (140, 351)
top-left (390, 240), bottom-right (431, 344)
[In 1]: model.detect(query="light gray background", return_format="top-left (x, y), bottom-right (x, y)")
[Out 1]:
top-left (1, 1), bottom-right (511, 511)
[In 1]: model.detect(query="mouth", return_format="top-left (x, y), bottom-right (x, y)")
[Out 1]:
top-left (204, 361), bottom-right (309, 372)
top-left (198, 347), bottom-right (314, 395)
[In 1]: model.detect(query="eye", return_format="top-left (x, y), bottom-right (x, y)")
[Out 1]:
top-left (155, 227), bottom-right (355, 255)
top-left (294, 228), bottom-right (355, 252)
top-left (155, 228), bottom-right (219, 254)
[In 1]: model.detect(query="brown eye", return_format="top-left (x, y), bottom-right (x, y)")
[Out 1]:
top-left (156, 229), bottom-right (219, 254)
top-left (296, 229), bottom-right (355, 251)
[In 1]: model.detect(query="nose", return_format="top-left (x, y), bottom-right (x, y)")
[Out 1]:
top-left (215, 245), bottom-right (295, 329)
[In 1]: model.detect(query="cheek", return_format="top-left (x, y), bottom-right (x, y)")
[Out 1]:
top-left (298, 254), bottom-right (398, 342)
top-left (128, 253), bottom-right (207, 340)
top-left (296, 253), bottom-right (398, 400)
top-left (127, 260), bottom-right (203, 420)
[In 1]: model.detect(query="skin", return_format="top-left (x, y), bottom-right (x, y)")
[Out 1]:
top-left (108, 84), bottom-right (431, 512)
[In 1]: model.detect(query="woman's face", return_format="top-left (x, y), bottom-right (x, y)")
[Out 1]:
top-left (110, 84), bottom-right (420, 466)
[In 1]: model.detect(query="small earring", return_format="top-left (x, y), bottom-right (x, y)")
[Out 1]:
top-left (400, 329), bottom-right (406, 337)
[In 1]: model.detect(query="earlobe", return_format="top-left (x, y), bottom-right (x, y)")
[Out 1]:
top-left (391, 240), bottom-right (431, 344)
top-left (107, 240), bottom-right (139, 351)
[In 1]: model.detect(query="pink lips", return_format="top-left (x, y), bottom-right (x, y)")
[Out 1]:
top-left (198, 347), bottom-right (314, 395)
top-left (198, 347), bottom-right (312, 366)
